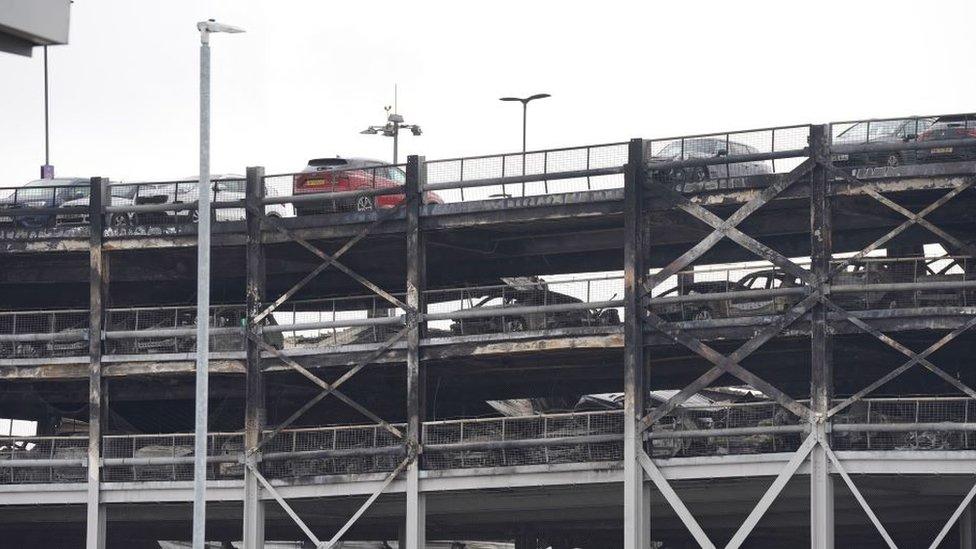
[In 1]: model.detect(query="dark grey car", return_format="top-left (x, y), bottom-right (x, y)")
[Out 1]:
top-left (649, 138), bottom-right (771, 183)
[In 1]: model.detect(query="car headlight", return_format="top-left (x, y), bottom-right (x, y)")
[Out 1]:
top-left (24, 200), bottom-right (48, 207)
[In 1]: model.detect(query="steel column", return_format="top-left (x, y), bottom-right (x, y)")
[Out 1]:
top-left (810, 124), bottom-right (834, 549)
top-left (623, 138), bottom-right (649, 549)
top-left (86, 177), bottom-right (108, 549)
top-left (193, 35), bottom-right (212, 549)
top-left (960, 500), bottom-right (976, 549)
top-left (243, 167), bottom-right (266, 549)
top-left (405, 155), bottom-right (427, 549)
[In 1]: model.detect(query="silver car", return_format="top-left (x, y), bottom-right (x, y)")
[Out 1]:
top-left (131, 174), bottom-right (293, 224)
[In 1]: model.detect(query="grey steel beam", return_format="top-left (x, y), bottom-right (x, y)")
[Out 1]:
top-left (623, 138), bottom-right (650, 549)
top-left (405, 155), bottom-right (427, 549)
top-left (242, 167), bottom-right (266, 549)
top-left (86, 177), bottom-right (107, 549)
top-left (960, 498), bottom-right (976, 549)
top-left (810, 125), bottom-right (835, 549)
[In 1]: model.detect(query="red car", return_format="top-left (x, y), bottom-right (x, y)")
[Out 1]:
top-left (292, 157), bottom-right (443, 215)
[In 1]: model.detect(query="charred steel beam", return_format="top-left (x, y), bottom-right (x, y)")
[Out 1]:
top-left (622, 138), bottom-right (649, 549)
top-left (404, 154), bottom-right (427, 549)
top-left (243, 166), bottom-right (267, 549)
top-left (86, 176), bottom-right (107, 549)
top-left (809, 124), bottom-right (834, 549)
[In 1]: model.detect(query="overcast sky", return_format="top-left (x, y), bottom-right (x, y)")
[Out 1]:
top-left (2, 0), bottom-right (975, 185)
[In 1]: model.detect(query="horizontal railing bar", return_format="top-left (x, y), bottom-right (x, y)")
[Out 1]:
top-left (834, 423), bottom-right (976, 433)
top-left (102, 454), bottom-right (238, 466)
top-left (261, 186), bottom-right (405, 206)
top-left (649, 287), bottom-right (808, 305)
top-left (0, 206), bottom-right (87, 217)
top-left (105, 199), bottom-right (243, 214)
top-left (831, 138), bottom-right (976, 156)
top-left (649, 124), bottom-right (812, 143)
top-left (423, 299), bottom-right (623, 322)
top-left (0, 331), bottom-right (87, 343)
top-left (645, 148), bottom-right (809, 172)
top-left (423, 433), bottom-right (623, 453)
top-left (645, 425), bottom-right (807, 440)
top-left (103, 326), bottom-right (241, 340)
top-left (422, 166), bottom-right (625, 193)
top-left (262, 445), bottom-right (405, 461)
top-left (0, 458), bottom-right (87, 468)
top-left (831, 280), bottom-right (976, 293)
top-left (424, 142), bottom-right (629, 165)
top-left (263, 315), bottom-right (405, 333)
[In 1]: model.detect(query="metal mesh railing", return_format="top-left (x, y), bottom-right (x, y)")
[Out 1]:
top-left (646, 397), bottom-right (976, 458)
top-left (103, 304), bottom-right (250, 356)
top-left (645, 125), bottom-right (810, 192)
top-left (102, 432), bottom-right (243, 482)
top-left (426, 276), bottom-right (623, 337)
top-left (0, 435), bottom-right (88, 484)
top-left (105, 177), bottom-right (250, 230)
top-left (0, 309), bottom-right (88, 359)
top-left (647, 256), bottom-right (975, 323)
top-left (0, 183), bottom-right (90, 231)
top-left (260, 424), bottom-right (405, 479)
top-left (829, 113), bottom-right (976, 168)
top-left (423, 143), bottom-right (628, 203)
top-left (423, 411), bottom-right (624, 470)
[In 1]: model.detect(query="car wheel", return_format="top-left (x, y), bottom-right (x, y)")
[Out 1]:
top-left (355, 195), bottom-right (375, 212)
top-left (693, 308), bottom-right (713, 321)
top-left (507, 318), bottom-right (526, 333)
top-left (692, 167), bottom-right (709, 182)
top-left (885, 153), bottom-right (901, 167)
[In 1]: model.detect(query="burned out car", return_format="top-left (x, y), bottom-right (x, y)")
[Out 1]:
top-left (648, 138), bottom-right (771, 183)
top-left (449, 278), bottom-right (620, 335)
top-left (649, 269), bottom-right (805, 322)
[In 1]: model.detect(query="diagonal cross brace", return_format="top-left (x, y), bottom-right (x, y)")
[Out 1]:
top-left (638, 293), bottom-right (821, 431)
top-left (643, 159), bottom-right (814, 293)
top-left (637, 432), bottom-right (818, 549)
top-left (823, 299), bottom-right (976, 406)
top-left (825, 168), bottom-right (973, 276)
top-left (822, 443), bottom-right (898, 549)
top-left (247, 332), bottom-right (403, 438)
top-left (251, 326), bottom-right (411, 454)
top-left (248, 456), bottom-right (411, 549)
top-left (827, 314), bottom-right (976, 417)
top-left (248, 203), bottom-right (410, 324)
top-left (863, 185), bottom-right (976, 257)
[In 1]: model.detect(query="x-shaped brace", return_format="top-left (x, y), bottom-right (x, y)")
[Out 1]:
top-left (638, 292), bottom-right (820, 432)
top-left (643, 159), bottom-right (815, 295)
top-left (826, 301), bottom-right (976, 417)
top-left (826, 166), bottom-right (974, 276)
top-left (246, 203), bottom-right (411, 324)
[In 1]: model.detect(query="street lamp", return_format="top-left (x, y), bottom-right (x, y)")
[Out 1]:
top-left (499, 93), bottom-right (550, 194)
top-left (361, 105), bottom-right (422, 164)
top-left (193, 18), bottom-right (243, 549)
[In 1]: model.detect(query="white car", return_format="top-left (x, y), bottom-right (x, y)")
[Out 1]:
top-left (56, 189), bottom-right (137, 228)
top-left (132, 174), bottom-right (294, 224)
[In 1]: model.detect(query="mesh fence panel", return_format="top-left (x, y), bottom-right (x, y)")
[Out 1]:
top-left (423, 411), bottom-right (623, 470)
top-left (829, 113), bottom-right (976, 168)
top-left (0, 436), bottom-right (88, 484)
top-left (102, 432), bottom-right (243, 482)
top-left (427, 276), bottom-right (624, 337)
top-left (260, 424), bottom-right (404, 480)
top-left (832, 398), bottom-right (975, 451)
top-left (0, 309), bottom-right (88, 359)
top-left (104, 305), bottom-right (248, 356)
top-left (645, 126), bottom-right (810, 193)
top-left (423, 143), bottom-right (627, 203)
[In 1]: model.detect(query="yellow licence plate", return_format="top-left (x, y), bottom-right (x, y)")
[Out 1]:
top-left (305, 179), bottom-right (325, 186)
top-left (931, 147), bottom-right (953, 154)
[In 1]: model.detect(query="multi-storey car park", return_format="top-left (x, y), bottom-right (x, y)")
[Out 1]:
top-left (0, 115), bottom-right (975, 548)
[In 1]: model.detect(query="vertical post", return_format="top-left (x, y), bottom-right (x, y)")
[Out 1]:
top-left (961, 501), bottom-right (976, 549)
top-left (404, 155), bottom-right (427, 548)
top-left (86, 176), bottom-right (108, 549)
top-left (193, 31), bottom-right (213, 549)
top-left (809, 124), bottom-right (834, 549)
top-left (624, 138), bottom-right (649, 549)
top-left (242, 167), bottom-right (266, 549)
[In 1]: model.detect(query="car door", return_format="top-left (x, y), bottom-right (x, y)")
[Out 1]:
top-left (729, 272), bottom-right (773, 316)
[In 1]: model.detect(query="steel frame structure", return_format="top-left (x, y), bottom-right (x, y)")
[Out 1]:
top-left (2, 116), bottom-right (973, 547)
top-left (625, 126), bottom-right (976, 548)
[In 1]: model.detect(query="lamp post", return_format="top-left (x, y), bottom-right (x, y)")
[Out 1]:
top-left (361, 106), bottom-right (422, 165)
top-left (41, 45), bottom-right (53, 179)
top-left (499, 93), bottom-right (550, 195)
top-left (194, 19), bottom-right (243, 549)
